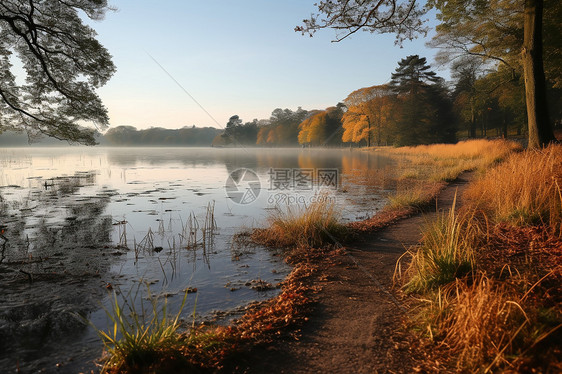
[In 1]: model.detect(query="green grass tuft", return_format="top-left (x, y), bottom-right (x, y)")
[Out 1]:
top-left (96, 284), bottom-right (189, 372)
top-left (397, 195), bottom-right (480, 292)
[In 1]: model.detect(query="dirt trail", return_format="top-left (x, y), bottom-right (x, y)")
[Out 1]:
top-left (244, 172), bottom-right (474, 373)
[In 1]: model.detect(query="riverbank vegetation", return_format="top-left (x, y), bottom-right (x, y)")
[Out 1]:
top-left (396, 143), bottom-right (562, 372)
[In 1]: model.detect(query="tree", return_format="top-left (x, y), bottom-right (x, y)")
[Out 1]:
top-left (298, 106), bottom-right (344, 146)
top-left (428, 0), bottom-right (558, 147)
top-left (299, 0), bottom-right (558, 147)
top-left (390, 55), bottom-right (440, 93)
top-left (451, 57), bottom-right (484, 138)
top-left (342, 84), bottom-right (395, 146)
top-left (0, 0), bottom-right (115, 145)
top-left (296, 0), bottom-right (428, 43)
top-left (389, 55), bottom-right (455, 145)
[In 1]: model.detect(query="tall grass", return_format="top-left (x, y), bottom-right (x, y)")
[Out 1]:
top-left (465, 144), bottom-right (562, 229)
top-left (397, 195), bottom-right (481, 292)
top-left (252, 198), bottom-right (348, 248)
top-left (97, 285), bottom-right (189, 372)
top-left (398, 143), bottom-right (562, 372)
top-left (391, 139), bottom-right (522, 165)
top-left (424, 276), bottom-right (528, 371)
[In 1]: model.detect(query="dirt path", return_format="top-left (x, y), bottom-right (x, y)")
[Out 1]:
top-left (243, 173), bottom-right (474, 373)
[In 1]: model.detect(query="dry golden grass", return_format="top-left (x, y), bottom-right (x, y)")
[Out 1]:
top-left (252, 198), bottom-right (349, 248)
top-left (396, 196), bottom-right (484, 292)
top-left (376, 139), bottom-right (522, 211)
top-left (465, 144), bottom-right (562, 229)
top-left (399, 143), bottom-right (562, 372)
top-left (433, 276), bottom-right (527, 372)
top-left (419, 273), bottom-right (562, 373)
top-left (386, 139), bottom-right (522, 181)
top-left (390, 139), bottom-right (522, 162)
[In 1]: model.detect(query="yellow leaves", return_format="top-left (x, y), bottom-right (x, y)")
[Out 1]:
top-left (298, 111), bottom-right (327, 145)
top-left (341, 84), bottom-right (398, 145)
top-left (342, 110), bottom-right (369, 143)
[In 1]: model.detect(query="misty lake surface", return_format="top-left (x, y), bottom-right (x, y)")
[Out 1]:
top-left (0, 147), bottom-right (396, 373)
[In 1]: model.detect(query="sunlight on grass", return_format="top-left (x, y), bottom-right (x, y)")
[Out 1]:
top-left (252, 197), bottom-right (349, 248)
top-left (465, 144), bottom-right (562, 229)
top-left (378, 139), bottom-right (522, 210)
top-left (396, 195), bottom-right (480, 292)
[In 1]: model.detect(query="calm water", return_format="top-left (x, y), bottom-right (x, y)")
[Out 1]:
top-left (0, 147), bottom-right (396, 373)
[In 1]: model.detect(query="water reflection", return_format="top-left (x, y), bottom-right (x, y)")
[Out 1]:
top-left (0, 172), bottom-right (114, 372)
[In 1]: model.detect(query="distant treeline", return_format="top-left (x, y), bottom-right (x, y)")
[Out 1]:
top-left (0, 126), bottom-right (221, 147)
top-left (215, 54), bottom-right (561, 147)
top-left (102, 125), bottom-right (220, 146)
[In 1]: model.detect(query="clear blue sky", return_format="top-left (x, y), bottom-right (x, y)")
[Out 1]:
top-left (92, 1), bottom-right (444, 130)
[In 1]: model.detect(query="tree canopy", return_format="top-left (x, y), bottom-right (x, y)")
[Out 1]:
top-left (299, 0), bottom-right (559, 147)
top-left (296, 0), bottom-right (428, 43)
top-left (0, 0), bottom-right (115, 145)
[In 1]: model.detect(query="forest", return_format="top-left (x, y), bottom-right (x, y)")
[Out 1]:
top-left (212, 54), bottom-right (560, 148)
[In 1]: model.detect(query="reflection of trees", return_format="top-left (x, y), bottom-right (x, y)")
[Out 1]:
top-left (340, 152), bottom-right (397, 191)
top-left (0, 172), bottom-right (114, 372)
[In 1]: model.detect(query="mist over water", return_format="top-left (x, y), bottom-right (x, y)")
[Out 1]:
top-left (0, 147), bottom-right (395, 372)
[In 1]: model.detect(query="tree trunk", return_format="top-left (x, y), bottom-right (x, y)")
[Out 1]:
top-left (367, 117), bottom-right (371, 147)
top-left (522, 0), bottom-right (556, 148)
top-left (470, 99), bottom-right (477, 138)
top-left (503, 112), bottom-right (508, 138)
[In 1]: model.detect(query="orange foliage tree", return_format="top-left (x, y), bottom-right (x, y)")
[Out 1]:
top-left (298, 106), bottom-right (345, 146)
top-left (342, 85), bottom-right (396, 146)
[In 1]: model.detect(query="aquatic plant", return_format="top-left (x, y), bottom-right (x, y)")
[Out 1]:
top-left (96, 284), bottom-right (188, 372)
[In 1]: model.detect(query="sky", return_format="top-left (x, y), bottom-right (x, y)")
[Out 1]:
top-left (91, 1), bottom-right (445, 131)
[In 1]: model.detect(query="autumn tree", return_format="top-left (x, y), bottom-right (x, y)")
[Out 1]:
top-left (0, 0), bottom-right (115, 144)
top-left (298, 105), bottom-right (344, 146)
top-left (298, 0), bottom-right (558, 148)
top-left (342, 84), bottom-right (396, 146)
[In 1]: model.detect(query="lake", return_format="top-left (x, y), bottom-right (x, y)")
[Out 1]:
top-left (0, 147), bottom-right (396, 372)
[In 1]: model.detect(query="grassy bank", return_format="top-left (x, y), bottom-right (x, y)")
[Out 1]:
top-left (397, 144), bottom-right (562, 372)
